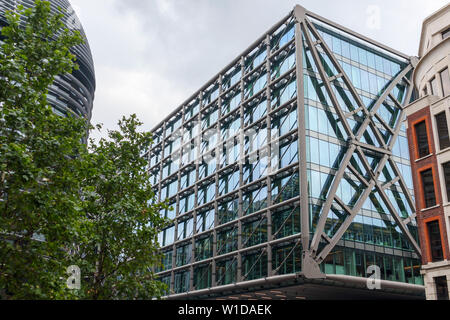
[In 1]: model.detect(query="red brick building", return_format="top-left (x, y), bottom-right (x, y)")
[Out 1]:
top-left (405, 4), bottom-right (450, 300)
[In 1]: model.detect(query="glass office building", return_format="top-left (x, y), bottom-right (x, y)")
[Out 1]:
top-left (0, 0), bottom-right (96, 121)
top-left (150, 5), bottom-right (424, 299)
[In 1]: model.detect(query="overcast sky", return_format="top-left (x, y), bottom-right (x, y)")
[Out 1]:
top-left (69, 0), bottom-right (448, 140)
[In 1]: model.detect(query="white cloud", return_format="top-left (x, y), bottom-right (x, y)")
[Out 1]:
top-left (155, 0), bottom-right (178, 21)
top-left (70, 0), bottom-right (449, 142)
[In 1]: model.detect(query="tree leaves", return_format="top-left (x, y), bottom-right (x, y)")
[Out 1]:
top-left (73, 115), bottom-right (170, 300)
top-left (0, 1), bottom-right (167, 300)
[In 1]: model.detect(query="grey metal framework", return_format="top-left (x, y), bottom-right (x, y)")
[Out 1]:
top-left (149, 5), bottom-right (423, 298)
top-left (0, 0), bottom-right (96, 120)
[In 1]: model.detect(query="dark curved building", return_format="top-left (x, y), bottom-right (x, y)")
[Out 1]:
top-left (0, 0), bottom-right (96, 120)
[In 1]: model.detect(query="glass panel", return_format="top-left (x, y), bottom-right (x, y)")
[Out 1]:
top-left (443, 28), bottom-right (450, 40)
top-left (427, 220), bottom-right (444, 262)
top-left (421, 169), bottom-right (436, 208)
top-left (217, 228), bottom-right (238, 255)
top-left (443, 162), bottom-right (450, 203)
top-left (440, 68), bottom-right (450, 96)
top-left (164, 226), bottom-right (175, 246)
top-left (242, 219), bottom-right (268, 248)
top-left (197, 210), bottom-right (215, 233)
top-left (272, 207), bottom-right (301, 240)
top-left (341, 40), bottom-right (350, 59)
top-left (245, 73), bottom-right (267, 98)
top-left (243, 186), bottom-right (268, 215)
top-left (216, 258), bottom-right (237, 286)
top-left (242, 251), bottom-right (267, 281)
top-left (218, 197), bottom-right (239, 225)
top-left (194, 265), bottom-right (211, 290)
top-left (435, 276), bottom-right (449, 300)
top-left (196, 236), bottom-right (213, 261)
top-left (431, 77), bottom-right (440, 96)
top-left (222, 93), bottom-right (241, 115)
top-left (414, 121), bottom-right (430, 158)
top-left (158, 251), bottom-right (173, 272)
top-left (436, 112), bottom-right (450, 150)
top-left (176, 244), bottom-right (192, 267)
top-left (273, 244), bottom-right (302, 275)
top-left (174, 271), bottom-right (190, 293)
top-left (272, 173), bottom-right (299, 204)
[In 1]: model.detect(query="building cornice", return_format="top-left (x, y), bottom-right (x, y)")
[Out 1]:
top-left (418, 3), bottom-right (450, 57)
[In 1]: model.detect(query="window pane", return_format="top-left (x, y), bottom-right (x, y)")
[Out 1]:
top-left (436, 112), bottom-right (450, 150)
top-left (443, 162), bottom-right (450, 203)
top-left (443, 28), bottom-right (450, 40)
top-left (427, 220), bottom-right (443, 262)
top-left (440, 68), bottom-right (450, 96)
top-left (341, 40), bottom-right (350, 59)
top-left (431, 77), bottom-right (440, 96)
top-left (414, 121), bottom-right (430, 158)
top-left (421, 169), bottom-right (436, 208)
top-left (435, 276), bottom-right (449, 300)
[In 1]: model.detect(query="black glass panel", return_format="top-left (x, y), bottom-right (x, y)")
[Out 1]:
top-left (427, 220), bottom-right (443, 262)
top-left (436, 112), bottom-right (450, 150)
top-left (421, 169), bottom-right (436, 208)
top-left (415, 121), bottom-right (430, 158)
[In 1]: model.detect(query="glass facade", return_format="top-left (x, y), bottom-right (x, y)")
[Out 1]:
top-left (150, 9), bottom-right (423, 296)
top-left (304, 21), bottom-right (421, 283)
top-left (0, 0), bottom-right (96, 120)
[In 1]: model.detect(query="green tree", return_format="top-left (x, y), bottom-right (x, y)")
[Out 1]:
top-left (74, 116), bottom-right (169, 300)
top-left (0, 1), bottom-right (87, 299)
top-left (0, 1), bottom-right (169, 300)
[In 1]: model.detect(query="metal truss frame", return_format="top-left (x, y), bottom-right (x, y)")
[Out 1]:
top-left (293, 5), bottom-right (421, 277)
top-left (153, 5), bottom-right (423, 297)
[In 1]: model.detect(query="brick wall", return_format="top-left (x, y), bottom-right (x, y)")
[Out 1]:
top-left (406, 106), bottom-right (450, 265)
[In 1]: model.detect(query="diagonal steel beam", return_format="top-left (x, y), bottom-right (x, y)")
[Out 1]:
top-left (315, 181), bottom-right (376, 262)
top-left (300, 21), bottom-right (355, 139)
top-left (299, 17), bottom-right (421, 259)
top-left (373, 179), bottom-right (421, 255)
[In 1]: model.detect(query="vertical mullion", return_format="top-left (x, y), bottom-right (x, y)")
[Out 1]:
top-left (264, 34), bottom-right (275, 277)
top-left (237, 56), bottom-right (245, 282)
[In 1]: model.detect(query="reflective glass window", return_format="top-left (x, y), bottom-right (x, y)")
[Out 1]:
top-left (431, 77), bottom-right (440, 96)
top-left (443, 162), bottom-right (450, 202)
top-left (350, 44), bottom-right (359, 63)
top-left (217, 228), bottom-right (238, 255)
top-left (243, 186), bottom-right (268, 215)
top-left (197, 209), bottom-right (215, 233)
top-left (272, 173), bottom-right (299, 204)
top-left (427, 220), bottom-right (444, 262)
top-left (174, 270), bottom-right (190, 293)
top-left (341, 40), bottom-right (350, 59)
top-left (196, 236), bottom-right (213, 261)
top-left (216, 259), bottom-right (237, 286)
top-left (242, 251), bottom-right (267, 280)
top-left (414, 121), bottom-right (430, 158)
top-left (436, 112), bottom-right (450, 150)
top-left (242, 219), bottom-right (268, 248)
top-left (420, 169), bottom-right (436, 208)
top-left (176, 244), bottom-right (192, 267)
top-left (218, 197), bottom-right (239, 225)
top-left (440, 68), bottom-right (450, 97)
top-left (194, 265), bottom-right (212, 290)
